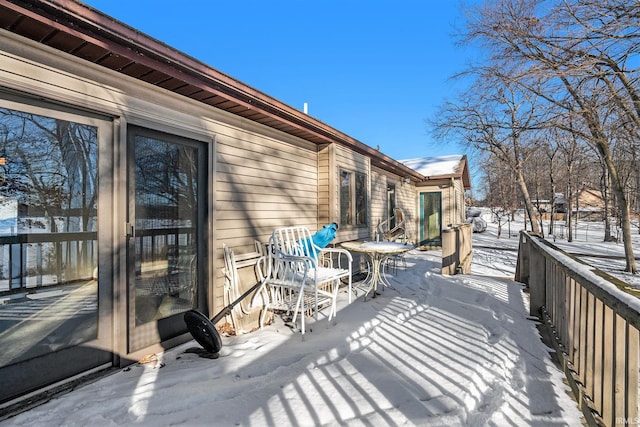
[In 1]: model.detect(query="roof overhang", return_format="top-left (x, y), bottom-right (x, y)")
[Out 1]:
top-left (418, 155), bottom-right (472, 190)
top-left (0, 0), bottom-right (424, 181)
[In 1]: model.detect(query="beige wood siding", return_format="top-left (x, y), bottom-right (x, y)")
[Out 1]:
top-left (214, 123), bottom-right (320, 320)
top-left (370, 168), bottom-right (388, 238)
top-left (371, 166), bottom-right (417, 244)
top-left (454, 178), bottom-right (466, 224)
top-left (439, 178), bottom-right (466, 226)
top-left (0, 30), bottom-right (321, 331)
top-left (446, 187), bottom-right (455, 227)
top-left (216, 132), bottom-right (318, 248)
top-left (397, 180), bottom-right (416, 243)
top-left (318, 144), bottom-right (332, 227)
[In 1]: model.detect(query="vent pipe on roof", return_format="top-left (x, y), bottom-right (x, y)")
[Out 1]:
top-left (303, 102), bottom-right (308, 114)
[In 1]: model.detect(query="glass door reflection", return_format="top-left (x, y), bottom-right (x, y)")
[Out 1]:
top-left (128, 126), bottom-right (203, 351)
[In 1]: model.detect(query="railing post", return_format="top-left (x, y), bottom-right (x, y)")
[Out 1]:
top-left (441, 227), bottom-right (456, 275)
top-left (528, 237), bottom-right (546, 317)
top-left (55, 239), bottom-right (62, 285)
top-left (516, 231), bottom-right (530, 284)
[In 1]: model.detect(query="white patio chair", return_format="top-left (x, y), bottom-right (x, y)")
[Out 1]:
top-left (377, 208), bottom-right (406, 243)
top-left (222, 242), bottom-right (265, 334)
top-left (256, 226), bottom-right (352, 334)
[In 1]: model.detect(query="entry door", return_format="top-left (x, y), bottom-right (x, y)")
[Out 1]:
top-left (0, 98), bottom-right (113, 405)
top-left (127, 126), bottom-right (206, 352)
top-left (419, 192), bottom-right (442, 246)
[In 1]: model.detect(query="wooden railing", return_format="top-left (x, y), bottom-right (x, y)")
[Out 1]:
top-left (442, 223), bottom-right (472, 275)
top-left (516, 231), bottom-right (640, 427)
top-left (0, 231), bottom-right (97, 294)
top-left (0, 227), bottom-right (195, 295)
top-left (134, 227), bottom-right (196, 274)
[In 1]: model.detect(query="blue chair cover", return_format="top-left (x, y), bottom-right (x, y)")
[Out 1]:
top-left (299, 222), bottom-right (339, 258)
top-left (312, 222), bottom-right (338, 249)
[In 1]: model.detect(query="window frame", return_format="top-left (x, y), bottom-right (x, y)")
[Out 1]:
top-left (339, 168), bottom-right (368, 228)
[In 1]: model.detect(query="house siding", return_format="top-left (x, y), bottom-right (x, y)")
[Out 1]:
top-left (318, 144), bottom-right (332, 227)
top-left (454, 178), bottom-right (466, 224)
top-left (397, 179), bottom-right (416, 242)
top-left (215, 129), bottom-right (318, 246)
top-left (371, 166), bottom-right (417, 244)
top-left (214, 123), bottom-right (319, 318)
top-left (370, 167), bottom-right (388, 238)
top-left (0, 29), bottom-right (321, 353)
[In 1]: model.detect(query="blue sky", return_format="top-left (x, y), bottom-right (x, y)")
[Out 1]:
top-left (82, 0), bottom-right (474, 163)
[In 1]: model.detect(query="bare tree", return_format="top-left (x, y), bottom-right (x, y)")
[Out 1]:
top-left (432, 70), bottom-right (545, 234)
top-left (523, 140), bottom-right (555, 236)
top-left (541, 137), bottom-right (560, 236)
top-left (461, 0), bottom-right (638, 272)
top-left (557, 126), bottom-right (592, 242)
top-left (482, 154), bottom-right (520, 238)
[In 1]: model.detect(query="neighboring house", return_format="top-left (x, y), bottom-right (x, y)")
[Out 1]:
top-left (554, 188), bottom-right (605, 221)
top-left (533, 199), bottom-right (553, 214)
top-left (401, 155), bottom-right (472, 246)
top-left (0, 0), bottom-right (471, 407)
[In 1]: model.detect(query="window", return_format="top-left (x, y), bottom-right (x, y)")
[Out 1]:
top-left (339, 169), bottom-right (367, 227)
top-left (387, 183), bottom-right (396, 228)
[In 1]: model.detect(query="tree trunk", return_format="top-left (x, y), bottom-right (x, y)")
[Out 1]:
top-left (515, 167), bottom-right (541, 234)
top-left (575, 186), bottom-right (580, 238)
top-left (601, 163), bottom-right (612, 242)
top-left (548, 172), bottom-right (556, 236)
top-left (602, 152), bottom-right (637, 272)
top-left (567, 183), bottom-right (574, 243)
top-left (556, 72), bottom-right (637, 271)
top-left (597, 152), bottom-right (637, 269)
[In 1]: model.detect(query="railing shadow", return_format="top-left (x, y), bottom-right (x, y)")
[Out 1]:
top-left (29, 249), bottom-right (581, 426)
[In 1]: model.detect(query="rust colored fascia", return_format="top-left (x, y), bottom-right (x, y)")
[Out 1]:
top-left (1, 0), bottom-right (425, 181)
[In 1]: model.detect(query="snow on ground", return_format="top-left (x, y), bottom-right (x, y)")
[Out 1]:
top-left (9, 221), bottom-right (630, 426)
top-left (474, 216), bottom-right (640, 289)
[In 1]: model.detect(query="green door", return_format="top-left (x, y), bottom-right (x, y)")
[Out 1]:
top-left (419, 192), bottom-right (442, 246)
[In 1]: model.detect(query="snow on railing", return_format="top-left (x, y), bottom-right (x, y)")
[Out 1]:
top-left (516, 230), bottom-right (639, 427)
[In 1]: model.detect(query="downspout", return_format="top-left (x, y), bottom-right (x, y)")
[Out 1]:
top-left (451, 177), bottom-right (456, 225)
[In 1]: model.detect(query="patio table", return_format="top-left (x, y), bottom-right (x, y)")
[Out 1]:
top-left (340, 241), bottom-right (414, 300)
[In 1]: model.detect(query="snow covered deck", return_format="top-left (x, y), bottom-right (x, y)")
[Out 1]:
top-left (6, 241), bottom-right (585, 426)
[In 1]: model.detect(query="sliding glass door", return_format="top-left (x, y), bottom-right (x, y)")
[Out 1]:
top-left (127, 126), bottom-right (206, 351)
top-left (0, 96), bottom-right (112, 404)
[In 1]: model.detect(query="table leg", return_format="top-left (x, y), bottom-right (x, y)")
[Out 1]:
top-left (364, 253), bottom-right (385, 300)
top-left (378, 254), bottom-right (397, 291)
top-left (351, 254), bottom-right (373, 299)
top-left (351, 250), bottom-right (404, 301)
